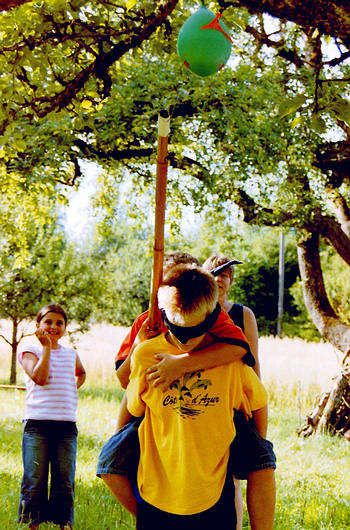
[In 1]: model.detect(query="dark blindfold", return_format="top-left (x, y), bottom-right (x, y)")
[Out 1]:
top-left (161, 303), bottom-right (221, 344)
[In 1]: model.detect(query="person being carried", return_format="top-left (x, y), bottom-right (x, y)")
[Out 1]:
top-left (97, 252), bottom-right (255, 517)
top-left (17, 304), bottom-right (86, 530)
top-left (115, 251), bottom-right (255, 390)
top-left (126, 264), bottom-right (268, 529)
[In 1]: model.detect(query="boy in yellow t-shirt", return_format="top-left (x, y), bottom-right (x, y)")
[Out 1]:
top-left (126, 264), bottom-right (269, 529)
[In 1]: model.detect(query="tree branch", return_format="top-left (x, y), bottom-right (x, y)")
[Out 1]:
top-left (244, 23), bottom-right (304, 68)
top-left (219, 1), bottom-right (350, 48)
top-left (3, 0), bottom-right (179, 121)
top-left (324, 183), bottom-right (350, 239)
top-left (305, 210), bottom-right (350, 266)
top-left (0, 334), bottom-right (11, 346)
top-left (0, 0), bottom-right (31, 10)
top-left (297, 230), bottom-right (350, 354)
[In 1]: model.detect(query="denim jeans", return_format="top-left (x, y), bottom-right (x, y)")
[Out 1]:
top-left (96, 416), bottom-right (142, 483)
top-left (18, 419), bottom-right (77, 526)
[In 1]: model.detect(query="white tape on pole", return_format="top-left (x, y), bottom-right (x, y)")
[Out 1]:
top-left (158, 114), bottom-right (170, 137)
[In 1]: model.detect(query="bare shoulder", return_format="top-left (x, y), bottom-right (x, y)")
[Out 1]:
top-left (243, 305), bottom-right (257, 322)
top-left (242, 306), bottom-right (259, 337)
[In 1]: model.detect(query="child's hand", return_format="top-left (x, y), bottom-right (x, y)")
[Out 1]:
top-left (35, 329), bottom-right (52, 348)
top-left (146, 353), bottom-right (185, 391)
top-left (135, 318), bottom-right (161, 345)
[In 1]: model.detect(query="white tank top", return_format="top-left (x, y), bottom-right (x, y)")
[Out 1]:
top-left (18, 344), bottom-right (78, 422)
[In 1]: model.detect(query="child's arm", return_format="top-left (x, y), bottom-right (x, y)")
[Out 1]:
top-left (116, 318), bottom-right (161, 389)
top-left (75, 354), bottom-right (86, 388)
top-left (146, 340), bottom-right (247, 391)
top-left (115, 392), bottom-right (133, 432)
top-left (252, 405), bottom-right (268, 438)
top-left (116, 348), bottom-right (133, 390)
top-left (21, 329), bottom-right (52, 385)
top-left (243, 307), bottom-right (260, 378)
top-left (21, 351), bottom-right (50, 385)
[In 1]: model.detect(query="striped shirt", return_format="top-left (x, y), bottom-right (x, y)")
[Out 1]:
top-left (18, 344), bottom-right (78, 422)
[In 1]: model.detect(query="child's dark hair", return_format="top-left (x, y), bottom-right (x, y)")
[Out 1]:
top-left (36, 304), bottom-right (68, 325)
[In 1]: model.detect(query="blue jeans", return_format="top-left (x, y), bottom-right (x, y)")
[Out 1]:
top-left (96, 416), bottom-right (142, 484)
top-left (229, 410), bottom-right (276, 480)
top-left (18, 420), bottom-right (77, 526)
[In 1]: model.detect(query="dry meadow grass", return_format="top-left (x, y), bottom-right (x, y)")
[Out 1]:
top-left (0, 318), bottom-right (341, 392)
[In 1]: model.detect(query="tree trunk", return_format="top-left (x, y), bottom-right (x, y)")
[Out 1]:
top-left (297, 231), bottom-right (350, 438)
top-left (9, 319), bottom-right (18, 385)
top-left (297, 231), bottom-right (350, 353)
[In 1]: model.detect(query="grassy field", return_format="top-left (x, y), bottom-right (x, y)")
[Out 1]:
top-left (0, 322), bottom-right (349, 529)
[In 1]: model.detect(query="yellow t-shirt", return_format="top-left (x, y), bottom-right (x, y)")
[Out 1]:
top-left (126, 333), bottom-right (267, 515)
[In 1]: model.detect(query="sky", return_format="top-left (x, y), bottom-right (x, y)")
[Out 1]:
top-left (64, 161), bottom-right (101, 241)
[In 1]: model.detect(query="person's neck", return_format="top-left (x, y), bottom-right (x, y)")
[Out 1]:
top-left (219, 297), bottom-right (233, 313)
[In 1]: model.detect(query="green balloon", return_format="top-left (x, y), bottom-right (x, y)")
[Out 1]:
top-left (177, 5), bottom-right (232, 77)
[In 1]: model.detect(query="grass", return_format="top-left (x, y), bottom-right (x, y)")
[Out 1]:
top-left (0, 325), bottom-right (349, 529)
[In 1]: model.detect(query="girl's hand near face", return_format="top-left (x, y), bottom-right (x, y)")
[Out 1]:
top-left (35, 328), bottom-right (52, 348)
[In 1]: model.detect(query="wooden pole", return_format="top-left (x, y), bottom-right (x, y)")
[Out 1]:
top-left (277, 228), bottom-right (285, 337)
top-left (0, 384), bottom-right (25, 390)
top-left (148, 110), bottom-right (170, 328)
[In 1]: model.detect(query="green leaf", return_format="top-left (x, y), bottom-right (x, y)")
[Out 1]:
top-left (291, 116), bottom-right (302, 129)
top-left (278, 95), bottom-right (307, 118)
top-left (311, 113), bottom-right (327, 133)
top-left (13, 139), bottom-right (26, 152)
top-left (81, 100), bottom-right (93, 110)
top-left (330, 100), bottom-right (350, 125)
top-left (230, 16), bottom-right (246, 31)
top-left (126, 0), bottom-right (137, 10)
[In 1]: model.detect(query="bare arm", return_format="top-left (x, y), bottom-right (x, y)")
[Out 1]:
top-left (146, 340), bottom-right (247, 391)
top-left (243, 306), bottom-right (261, 378)
top-left (75, 354), bottom-right (86, 388)
top-left (116, 318), bottom-right (161, 389)
top-left (115, 392), bottom-right (133, 431)
top-left (252, 405), bottom-right (268, 438)
top-left (116, 350), bottom-right (133, 389)
top-left (21, 329), bottom-right (53, 385)
top-left (21, 350), bottom-right (51, 385)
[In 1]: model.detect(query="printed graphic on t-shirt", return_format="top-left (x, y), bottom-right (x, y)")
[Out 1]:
top-left (162, 371), bottom-right (219, 418)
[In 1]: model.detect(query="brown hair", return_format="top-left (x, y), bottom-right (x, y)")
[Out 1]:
top-left (158, 264), bottom-right (218, 326)
top-left (36, 304), bottom-right (68, 325)
top-left (163, 251), bottom-right (200, 278)
top-left (202, 254), bottom-right (234, 283)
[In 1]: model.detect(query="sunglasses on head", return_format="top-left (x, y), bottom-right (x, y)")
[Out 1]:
top-left (210, 260), bottom-right (242, 277)
top-left (160, 303), bottom-right (221, 344)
